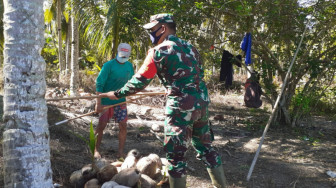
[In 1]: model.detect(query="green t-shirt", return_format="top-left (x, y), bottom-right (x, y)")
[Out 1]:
top-left (96, 59), bottom-right (134, 105)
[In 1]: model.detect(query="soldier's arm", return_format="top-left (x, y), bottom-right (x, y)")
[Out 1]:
top-left (115, 49), bottom-right (157, 98)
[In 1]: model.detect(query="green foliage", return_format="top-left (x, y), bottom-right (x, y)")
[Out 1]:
top-left (89, 121), bottom-right (96, 157)
top-left (292, 93), bottom-right (313, 114)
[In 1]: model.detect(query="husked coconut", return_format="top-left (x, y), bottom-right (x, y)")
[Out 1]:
top-left (69, 170), bottom-right (86, 188)
top-left (84, 178), bottom-right (100, 188)
top-left (101, 181), bottom-right (118, 188)
top-left (121, 155), bottom-right (136, 170)
top-left (136, 157), bottom-right (157, 178)
top-left (97, 165), bottom-right (118, 183)
top-left (127, 149), bottom-right (141, 159)
top-left (121, 149), bottom-right (141, 170)
top-left (82, 164), bottom-right (98, 180)
top-left (139, 174), bottom-right (157, 188)
top-left (112, 168), bottom-right (140, 187)
top-left (148, 154), bottom-right (162, 169)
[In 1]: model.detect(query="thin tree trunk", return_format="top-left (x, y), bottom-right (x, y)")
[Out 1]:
top-left (70, 8), bottom-right (79, 96)
top-left (57, 0), bottom-right (64, 76)
top-left (111, 1), bottom-right (120, 59)
top-left (65, 18), bottom-right (72, 76)
top-left (2, 0), bottom-right (53, 187)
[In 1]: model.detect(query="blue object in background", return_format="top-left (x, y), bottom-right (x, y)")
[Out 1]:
top-left (241, 33), bottom-right (252, 65)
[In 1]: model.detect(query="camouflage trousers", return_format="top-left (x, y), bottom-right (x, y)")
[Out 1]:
top-left (163, 106), bottom-right (222, 178)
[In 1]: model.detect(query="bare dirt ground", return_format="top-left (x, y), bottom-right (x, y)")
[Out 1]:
top-left (0, 85), bottom-right (336, 188)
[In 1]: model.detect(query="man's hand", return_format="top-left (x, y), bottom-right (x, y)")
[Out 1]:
top-left (99, 91), bottom-right (119, 100)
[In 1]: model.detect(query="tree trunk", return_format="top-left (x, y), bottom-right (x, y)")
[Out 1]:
top-left (111, 1), bottom-right (120, 59)
top-left (65, 18), bottom-right (72, 77)
top-left (57, 0), bottom-right (63, 76)
top-left (2, 0), bottom-right (53, 187)
top-left (70, 8), bottom-right (79, 96)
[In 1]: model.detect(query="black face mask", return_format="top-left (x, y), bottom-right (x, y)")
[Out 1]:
top-left (149, 26), bottom-right (164, 45)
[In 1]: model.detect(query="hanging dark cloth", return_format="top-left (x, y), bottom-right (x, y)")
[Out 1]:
top-left (219, 50), bottom-right (242, 87)
top-left (241, 33), bottom-right (252, 65)
top-left (244, 73), bottom-right (262, 108)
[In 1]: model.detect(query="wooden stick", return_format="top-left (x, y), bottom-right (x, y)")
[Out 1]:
top-left (46, 95), bottom-right (99, 101)
top-left (246, 25), bottom-right (308, 181)
top-left (53, 95), bottom-right (148, 126)
top-left (46, 92), bottom-right (165, 101)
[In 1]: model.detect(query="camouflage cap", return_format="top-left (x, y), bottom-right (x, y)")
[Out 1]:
top-left (143, 13), bottom-right (175, 29)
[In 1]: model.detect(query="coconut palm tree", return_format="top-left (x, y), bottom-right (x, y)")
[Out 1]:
top-left (2, 0), bottom-right (53, 187)
top-left (70, 0), bottom-right (79, 96)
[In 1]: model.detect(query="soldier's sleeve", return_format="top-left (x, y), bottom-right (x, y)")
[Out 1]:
top-left (115, 49), bottom-right (157, 98)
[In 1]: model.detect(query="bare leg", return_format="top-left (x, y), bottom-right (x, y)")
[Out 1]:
top-left (94, 121), bottom-right (108, 158)
top-left (118, 121), bottom-right (127, 158)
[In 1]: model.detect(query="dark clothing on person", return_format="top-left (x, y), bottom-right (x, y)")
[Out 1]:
top-left (244, 74), bottom-right (262, 108)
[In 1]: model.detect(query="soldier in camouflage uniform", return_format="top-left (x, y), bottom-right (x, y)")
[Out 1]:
top-left (100, 13), bottom-right (227, 188)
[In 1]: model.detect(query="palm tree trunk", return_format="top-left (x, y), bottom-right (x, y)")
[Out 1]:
top-left (111, 1), bottom-right (120, 59)
top-left (2, 0), bottom-right (53, 187)
top-left (65, 18), bottom-right (72, 77)
top-left (70, 6), bottom-right (79, 96)
top-left (57, 0), bottom-right (63, 76)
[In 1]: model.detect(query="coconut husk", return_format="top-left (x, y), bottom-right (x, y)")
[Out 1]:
top-left (139, 174), bottom-right (157, 188)
top-left (148, 153), bottom-right (162, 169)
top-left (84, 178), bottom-right (100, 188)
top-left (136, 157), bottom-right (157, 179)
top-left (69, 170), bottom-right (86, 188)
top-left (82, 164), bottom-right (98, 180)
top-left (97, 164), bottom-right (118, 184)
top-left (111, 161), bottom-right (123, 167)
top-left (112, 168), bottom-right (140, 187)
top-left (95, 158), bottom-right (110, 170)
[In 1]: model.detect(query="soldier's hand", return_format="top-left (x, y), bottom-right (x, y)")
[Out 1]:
top-left (99, 91), bottom-right (118, 100)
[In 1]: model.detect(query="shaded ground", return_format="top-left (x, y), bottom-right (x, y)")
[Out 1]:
top-left (0, 87), bottom-right (336, 187)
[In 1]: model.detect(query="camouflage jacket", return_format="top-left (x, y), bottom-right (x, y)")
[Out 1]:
top-left (115, 35), bottom-right (210, 114)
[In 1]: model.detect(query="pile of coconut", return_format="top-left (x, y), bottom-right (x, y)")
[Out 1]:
top-left (70, 149), bottom-right (169, 188)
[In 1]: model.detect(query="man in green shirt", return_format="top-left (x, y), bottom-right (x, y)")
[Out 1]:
top-left (95, 43), bottom-right (134, 159)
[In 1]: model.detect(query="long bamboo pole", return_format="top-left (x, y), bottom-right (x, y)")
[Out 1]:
top-left (53, 95), bottom-right (148, 126)
top-left (246, 25), bottom-right (308, 181)
top-left (46, 92), bottom-right (166, 101)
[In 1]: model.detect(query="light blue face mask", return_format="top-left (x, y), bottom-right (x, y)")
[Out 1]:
top-left (117, 55), bottom-right (129, 63)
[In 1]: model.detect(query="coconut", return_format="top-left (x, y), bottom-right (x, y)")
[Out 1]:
top-left (127, 149), bottom-right (141, 159)
top-left (82, 164), bottom-right (98, 180)
top-left (148, 153), bottom-right (162, 169)
top-left (84, 178), bottom-right (100, 188)
top-left (69, 170), bottom-right (86, 188)
top-left (114, 185), bottom-right (131, 188)
top-left (136, 157), bottom-right (157, 178)
top-left (121, 156), bottom-right (136, 170)
top-left (112, 168), bottom-right (140, 187)
top-left (139, 174), bottom-right (157, 188)
top-left (97, 164), bottom-right (118, 183)
top-left (101, 181), bottom-right (118, 188)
